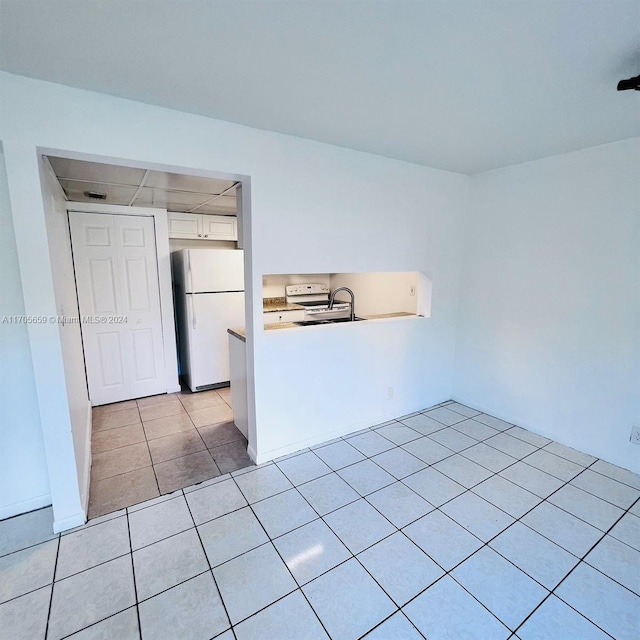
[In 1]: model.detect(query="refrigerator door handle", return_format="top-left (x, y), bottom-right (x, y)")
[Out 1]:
top-left (187, 251), bottom-right (194, 293)
top-left (189, 294), bottom-right (196, 328)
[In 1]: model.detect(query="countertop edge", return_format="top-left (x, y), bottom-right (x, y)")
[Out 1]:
top-left (230, 313), bottom-right (421, 341)
top-left (227, 327), bottom-right (246, 342)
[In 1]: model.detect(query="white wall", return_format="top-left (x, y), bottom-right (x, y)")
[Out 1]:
top-left (454, 138), bottom-right (640, 473)
top-left (330, 272), bottom-right (422, 316)
top-left (39, 158), bottom-right (92, 510)
top-left (262, 274), bottom-right (331, 299)
top-left (0, 147), bottom-right (51, 519)
top-left (0, 71), bottom-right (468, 484)
top-left (3, 141), bottom-right (85, 531)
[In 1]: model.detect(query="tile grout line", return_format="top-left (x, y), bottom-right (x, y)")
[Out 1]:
top-left (354, 436), bottom-right (585, 634)
top-left (434, 462), bottom-right (601, 599)
top-left (439, 461), bottom-right (634, 635)
top-left (429, 454), bottom-right (599, 567)
top-left (294, 425), bottom-right (624, 547)
top-left (140, 402), bottom-right (162, 499)
top-left (125, 510), bottom-right (142, 640)
top-left (509, 491), bottom-right (640, 638)
top-left (236, 458), bottom-right (436, 637)
top-left (140, 410), bottom-right (162, 498)
top-left (181, 436), bottom-right (636, 640)
top-left (573, 494), bottom-right (640, 598)
top-left (233, 441), bottom-right (523, 636)
top-left (333, 438), bottom-right (614, 634)
top-left (42, 534), bottom-right (61, 640)
top-left (56, 606), bottom-right (140, 640)
top-left (228, 466), bottom-right (434, 639)
top-left (67, 411), bottom-right (640, 636)
top-left (91, 420), bottom-right (144, 436)
top-left (79, 403), bottom-right (635, 548)
top-left (5, 400), bottom-right (639, 640)
top-left (181, 490), bottom-right (236, 640)
top-left (402, 428), bottom-right (630, 528)
top-left (226, 472), bottom-right (335, 637)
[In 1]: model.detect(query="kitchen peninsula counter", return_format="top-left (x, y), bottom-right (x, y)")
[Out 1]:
top-left (229, 312), bottom-right (418, 342)
top-left (262, 297), bottom-right (304, 313)
top-left (228, 321), bottom-right (300, 342)
top-left (360, 312), bottom-right (416, 320)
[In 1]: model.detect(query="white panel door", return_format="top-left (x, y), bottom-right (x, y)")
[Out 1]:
top-left (69, 212), bottom-right (166, 405)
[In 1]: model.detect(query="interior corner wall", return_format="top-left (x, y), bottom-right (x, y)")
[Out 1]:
top-left (0, 146), bottom-right (51, 519)
top-left (453, 138), bottom-right (640, 473)
top-left (39, 158), bottom-right (92, 510)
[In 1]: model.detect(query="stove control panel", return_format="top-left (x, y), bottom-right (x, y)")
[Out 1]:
top-left (285, 284), bottom-right (330, 296)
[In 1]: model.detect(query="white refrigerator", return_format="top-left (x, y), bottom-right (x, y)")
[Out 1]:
top-left (173, 249), bottom-right (245, 392)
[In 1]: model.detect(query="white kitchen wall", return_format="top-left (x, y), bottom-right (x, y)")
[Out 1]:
top-left (262, 274), bottom-right (331, 298)
top-left (0, 71), bottom-right (468, 512)
top-left (454, 138), bottom-right (640, 473)
top-left (0, 147), bottom-right (51, 519)
top-left (329, 272), bottom-right (424, 317)
top-left (39, 158), bottom-right (92, 510)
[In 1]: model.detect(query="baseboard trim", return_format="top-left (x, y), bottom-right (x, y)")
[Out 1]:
top-left (252, 399), bottom-right (449, 464)
top-left (0, 493), bottom-right (52, 521)
top-left (80, 402), bottom-right (92, 515)
top-left (53, 511), bottom-right (86, 534)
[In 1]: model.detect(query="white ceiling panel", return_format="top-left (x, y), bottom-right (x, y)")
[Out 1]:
top-left (59, 179), bottom-right (138, 205)
top-left (132, 187), bottom-right (213, 210)
top-left (144, 171), bottom-right (235, 195)
top-left (196, 196), bottom-right (237, 214)
top-left (49, 157), bottom-right (146, 186)
top-left (48, 156), bottom-right (237, 215)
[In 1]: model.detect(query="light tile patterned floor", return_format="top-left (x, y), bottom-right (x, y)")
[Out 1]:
top-left (1, 400), bottom-right (639, 640)
top-left (88, 386), bottom-right (252, 518)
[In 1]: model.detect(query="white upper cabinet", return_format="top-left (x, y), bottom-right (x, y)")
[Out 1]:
top-left (167, 212), bottom-right (202, 238)
top-left (201, 214), bottom-right (237, 240)
top-left (167, 212), bottom-right (237, 241)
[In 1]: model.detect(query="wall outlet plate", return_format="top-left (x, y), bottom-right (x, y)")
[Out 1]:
top-left (630, 426), bottom-right (640, 445)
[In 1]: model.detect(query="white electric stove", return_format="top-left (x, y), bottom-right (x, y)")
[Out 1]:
top-left (285, 283), bottom-right (352, 320)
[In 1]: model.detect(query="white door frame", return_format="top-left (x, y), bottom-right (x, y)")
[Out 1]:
top-left (4, 142), bottom-right (256, 532)
top-left (66, 202), bottom-right (181, 401)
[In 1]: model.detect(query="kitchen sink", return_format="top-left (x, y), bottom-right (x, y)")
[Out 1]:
top-left (327, 316), bottom-right (366, 323)
top-left (294, 317), bottom-right (366, 326)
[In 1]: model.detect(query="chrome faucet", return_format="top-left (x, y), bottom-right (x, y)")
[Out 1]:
top-left (327, 287), bottom-right (355, 321)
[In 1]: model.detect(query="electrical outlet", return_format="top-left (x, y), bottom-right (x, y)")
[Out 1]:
top-left (630, 426), bottom-right (640, 445)
top-left (387, 386), bottom-right (394, 400)
top-left (409, 285), bottom-right (416, 297)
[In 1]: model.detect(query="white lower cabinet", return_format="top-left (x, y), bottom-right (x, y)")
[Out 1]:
top-left (228, 333), bottom-right (248, 439)
top-left (168, 212), bottom-right (238, 241)
top-left (263, 310), bottom-right (305, 325)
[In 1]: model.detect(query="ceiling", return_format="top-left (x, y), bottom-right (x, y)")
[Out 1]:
top-left (2, 1), bottom-right (639, 174)
top-left (47, 156), bottom-right (237, 214)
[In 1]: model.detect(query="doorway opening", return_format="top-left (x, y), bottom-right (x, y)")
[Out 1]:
top-left (40, 153), bottom-right (254, 520)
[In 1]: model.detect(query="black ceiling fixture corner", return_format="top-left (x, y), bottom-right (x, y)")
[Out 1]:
top-left (617, 74), bottom-right (640, 91)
